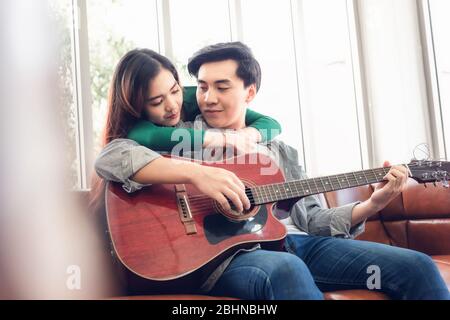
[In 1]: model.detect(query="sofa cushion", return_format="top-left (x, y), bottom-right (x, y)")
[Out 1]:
top-left (408, 220), bottom-right (450, 255)
top-left (111, 295), bottom-right (237, 300)
top-left (324, 290), bottom-right (388, 300)
top-left (355, 220), bottom-right (391, 245)
top-left (433, 257), bottom-right (450, 289)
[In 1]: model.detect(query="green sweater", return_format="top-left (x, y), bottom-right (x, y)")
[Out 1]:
top-left (128, 86), bottom-right (282, 151)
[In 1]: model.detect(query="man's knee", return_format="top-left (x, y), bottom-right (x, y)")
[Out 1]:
top-left (384, 249), bottom-right (448, 299)
top-left (259, 252), bottom-right (308, 279)
top-left (387, 249), bottom-right (439, 284)
top-left (396, 250), bottom-right (435, 270)
top-left (279, 253), bottom-right (310, 274)
top-left (263, 252), bottom-right (323, 299)
top-left (407, 251), bottom-right (438, 274)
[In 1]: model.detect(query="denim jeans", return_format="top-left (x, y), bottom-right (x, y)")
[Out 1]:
top-left (209, 235), bottom-right (450, 300)
top-left (208, 249), bottom-right (324, 300)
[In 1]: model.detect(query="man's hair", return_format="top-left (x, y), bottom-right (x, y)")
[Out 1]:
top-left (187, 42), bottom-right (261, 92)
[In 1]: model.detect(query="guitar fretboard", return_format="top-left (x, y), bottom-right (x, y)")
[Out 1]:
top-left (250, 167), bottom-right (391, 205)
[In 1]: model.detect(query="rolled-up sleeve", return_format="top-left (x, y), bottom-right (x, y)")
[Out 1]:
top-left (94, 138), bottom-right (161, 193)
top-left (290, 196), bottom-right (365, 239)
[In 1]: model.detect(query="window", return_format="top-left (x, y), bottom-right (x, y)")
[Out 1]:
top-left (292, 0), bottom-right (364, 176)
top-left (357, 0), bottom-right (432, 167)
top-left (86, 0), bottom-right (160, 156)
top-left (428, 0), bottom-right (450, 159)
top-left (51, 0), bottom-right (449, 190)
top-left (239, 0), bottom-right (305, 167)
top-left (49, 0), bottom-right (80, 189)
top-left (168, 0), bottom-right (231, 85)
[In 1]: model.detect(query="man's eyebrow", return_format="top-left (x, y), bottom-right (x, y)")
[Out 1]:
top-left (198, 79), bottom-right (232, 85)
top-left (147, 82), bottom-right (178, 101)
top-left (215, 79), bottom-right (232, 85)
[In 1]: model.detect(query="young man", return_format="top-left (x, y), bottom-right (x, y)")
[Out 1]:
top-left (95, 42), bottom-right (449, 300)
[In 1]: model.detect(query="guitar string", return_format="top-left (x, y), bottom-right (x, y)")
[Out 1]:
top-left (163, 164), bottom-right (431, 211)
top-left (187, 170), bottom-right (384, 212)
top-left (186, 167), bottom-right (391, 206)
top-left (189, 200), bottom-right (252, 208)
top-left (186, 169), bottom-right (391, 208)
top-left (188, 196), bottom-right (255, 205)
top-left (186, 163), bottom-right (428, 205)
top-left (188, 189), bottom-right (254, 200)
top-left (187, 166), bottom-right (392, 201)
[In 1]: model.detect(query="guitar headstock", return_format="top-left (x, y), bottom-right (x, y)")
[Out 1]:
top-left (408, 160), bottom-right (450, 187)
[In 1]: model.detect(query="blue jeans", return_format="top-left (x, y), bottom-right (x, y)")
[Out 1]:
top-left (208, 249), bottom-right (324, 300)
top-left (209, 235), bottom-right (450, 300)
top-left (285, 235), bottom-right (449, 300)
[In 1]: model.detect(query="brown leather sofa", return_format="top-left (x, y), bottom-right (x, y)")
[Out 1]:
top-left (77, 179), bottom-right (450, 300)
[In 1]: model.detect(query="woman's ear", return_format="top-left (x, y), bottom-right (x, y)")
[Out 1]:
top-left (245, 84), bottom-right (257, 103)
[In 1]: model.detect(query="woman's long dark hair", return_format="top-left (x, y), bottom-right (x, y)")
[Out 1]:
top-left (89, 49), bottom-right (180, 213)
top-left (104, 48), bottom-right (180, 143)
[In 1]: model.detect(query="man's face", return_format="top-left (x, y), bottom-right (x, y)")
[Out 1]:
top-left (196, 59), bottom-right (255, 129)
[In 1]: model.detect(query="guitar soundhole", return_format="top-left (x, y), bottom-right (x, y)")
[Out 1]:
top-left (213, 183), bottom-right (259, 222)
top-left (203, 205), bottom-right (268, 245)
top-left (215, 202), bottom-right (258, 222)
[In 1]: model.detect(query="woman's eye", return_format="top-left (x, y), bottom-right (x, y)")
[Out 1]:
top-left (199, 87), bottom-right (208, 92)
top-left (171, 89), bottom-right (180, 95)
top-left (150, 100), bottom-right (163, 106)
top-left (218, 87), bottom-right (229, 91)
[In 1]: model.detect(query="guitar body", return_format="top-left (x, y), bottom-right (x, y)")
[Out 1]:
top-left (105, 153), bottom-right (287, 291)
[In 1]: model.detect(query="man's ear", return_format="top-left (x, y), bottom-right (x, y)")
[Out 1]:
top-left (245, 84), bottom-right (257, 103)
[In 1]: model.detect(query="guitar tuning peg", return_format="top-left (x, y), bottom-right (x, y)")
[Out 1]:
top-left (443, 180), bottom-right (449, 188)
top-left (424, 183), bottom-right (428, 188)
top-left (433, 181), bottom-right (437, 187)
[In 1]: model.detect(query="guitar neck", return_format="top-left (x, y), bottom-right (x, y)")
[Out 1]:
top-left (250, 166), bottom-right (391, 205)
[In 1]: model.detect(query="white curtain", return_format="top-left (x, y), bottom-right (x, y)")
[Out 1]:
top-left (428, 0), bottom-right (450, 160)
top-left (357, 0), bottom-right (433, 168)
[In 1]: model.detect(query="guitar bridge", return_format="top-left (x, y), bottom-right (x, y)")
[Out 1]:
top-left (175, 184), bottom-right (197, 235)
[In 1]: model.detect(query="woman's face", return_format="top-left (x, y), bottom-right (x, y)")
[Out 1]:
top-left (144, 68), bottom-right (183, 127)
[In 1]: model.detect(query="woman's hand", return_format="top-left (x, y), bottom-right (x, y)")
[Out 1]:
top-left (203, 129), bottom-right (260, 156)
top-left (188, 163), bottom-right (251, 213)
top-left (224, 130), bottom-right (259, 155)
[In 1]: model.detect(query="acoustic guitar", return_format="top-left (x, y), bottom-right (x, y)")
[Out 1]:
top-left (105, 153), bottom-right (449, 290)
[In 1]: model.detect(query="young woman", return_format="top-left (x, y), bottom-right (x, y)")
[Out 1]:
top-left (92, 48), bottom-right (282, 214)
